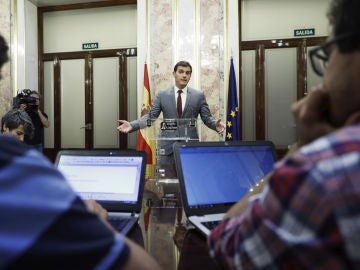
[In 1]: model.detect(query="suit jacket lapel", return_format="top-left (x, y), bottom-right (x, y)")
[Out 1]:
top-left (183, 88), bottom-right (192, 117)
top-left (169, 87), bottom-right (178, 117)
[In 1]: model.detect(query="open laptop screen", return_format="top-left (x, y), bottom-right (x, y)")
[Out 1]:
top-left (176, 142), bottom-right (276, 208)
top-left (56, 153), bottom-right (143, 204)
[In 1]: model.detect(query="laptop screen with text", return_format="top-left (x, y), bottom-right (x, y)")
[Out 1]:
top-left (57, 153), bottom-right (143, 204)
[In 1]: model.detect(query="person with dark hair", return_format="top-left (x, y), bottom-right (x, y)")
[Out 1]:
top-left (19, 90), bottom-right (49, 152)
top-left (208, 0), bottom-right (360, 269)
top-left (117, 61), bottom-right (225, 166)
top-left (1, 108), bottom-right (34, 141)
top-left (0, 33), bottom-right (162, 270)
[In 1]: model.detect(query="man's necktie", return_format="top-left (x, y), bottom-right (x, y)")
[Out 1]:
top-left (177, 89), bottom-right (183, 117)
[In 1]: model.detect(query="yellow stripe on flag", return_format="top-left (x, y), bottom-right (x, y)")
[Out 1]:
top-left (136, 63), bottom-right (156, 179)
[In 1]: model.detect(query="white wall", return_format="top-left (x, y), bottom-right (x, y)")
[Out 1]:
top-left (25, 0), bottom-right (38, 90)
top-left (242, 0), bottom-right (332, 40)
top-left (42, 5), bottom-right (136, 53)
top-left (14, 0), bottom-right (38, 93)
top-left (0, 0), bottom-right (12, 117)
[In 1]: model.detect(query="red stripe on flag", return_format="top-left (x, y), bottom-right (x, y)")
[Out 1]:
top-left (136, 132), bottom-right (153, 164)
top-left (136, 63), bottom-right (154, 167)
top-left (143, 63), bottom-right (151, 97)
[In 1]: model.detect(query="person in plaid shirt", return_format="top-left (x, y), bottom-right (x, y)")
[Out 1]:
top-left (208, 0), bottom-right (360, 269)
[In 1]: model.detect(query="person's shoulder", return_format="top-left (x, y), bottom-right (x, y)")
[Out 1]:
top-left (0, 135), bottom-right (31, 161)
top-left (188, 87), bottom-right (202, 93)
top-left (187, 87), bottom-right (204, 97)
top-left (157, 87), bottom-right (175, 98)
top-left (286, 124), bottom-right (360, 164)
top-left (158, 87), bottom-right (174, 94)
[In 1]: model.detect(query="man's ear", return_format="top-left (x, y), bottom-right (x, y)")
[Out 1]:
top-left (2, 124), bottom-right (9, 132)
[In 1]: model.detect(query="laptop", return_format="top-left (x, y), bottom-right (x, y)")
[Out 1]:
top-left (173, 140), bottom-right (277, 236)
top-left (54, 149), bottom-right (146, 235)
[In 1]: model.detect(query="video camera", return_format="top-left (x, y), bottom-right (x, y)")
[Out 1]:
top-left (13, 89), bottom-right (38, 112)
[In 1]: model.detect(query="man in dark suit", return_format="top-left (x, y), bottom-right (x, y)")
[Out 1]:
top-left (117, 61), bottom-right (226, 166)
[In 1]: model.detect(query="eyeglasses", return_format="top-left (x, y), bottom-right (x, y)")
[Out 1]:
top-left (309, 33), bottom-right (356, 77)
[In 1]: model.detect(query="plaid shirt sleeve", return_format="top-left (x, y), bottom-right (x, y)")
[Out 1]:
top-left (208, 125), bottom-right (360, 270)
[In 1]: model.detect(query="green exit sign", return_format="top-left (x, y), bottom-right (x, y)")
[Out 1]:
top-left (294, 28), bottom-right (315, 37)
top-left (82, 42), bottom-right (99, 50)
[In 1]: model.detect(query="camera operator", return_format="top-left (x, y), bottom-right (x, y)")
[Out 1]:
top-left (18, 90), bottom-right (49, 152)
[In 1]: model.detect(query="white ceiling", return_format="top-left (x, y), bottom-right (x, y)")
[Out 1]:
top-left (29, 0), bottom-right (108, 7)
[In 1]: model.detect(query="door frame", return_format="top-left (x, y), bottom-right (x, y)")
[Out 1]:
top-left (37, 1), bottom-right (137, 162)
top-left (40, 49), bottom-right (136, 161)
top-left (240, 36), bottom-right (327, 158)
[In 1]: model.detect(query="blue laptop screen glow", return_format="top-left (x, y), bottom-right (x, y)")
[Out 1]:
top-left (178, 145), bottom-right (275, 208)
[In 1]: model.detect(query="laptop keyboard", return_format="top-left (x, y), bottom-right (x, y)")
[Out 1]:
top-left (108, 217), bottom-right (132, 232)
top-left (201, 220), bottom-right (221, 230)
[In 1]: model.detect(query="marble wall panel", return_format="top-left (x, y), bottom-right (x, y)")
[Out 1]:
top-left (0, 0), bottom-right (12, 117)
top-left (149, 0), bottom-right (174, 95)
top-left (199, 0), bottom-right (224, 141)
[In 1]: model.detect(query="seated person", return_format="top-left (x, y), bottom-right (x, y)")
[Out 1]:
top-left (1, 108), bottom-right (34, 141)
top-left (0, 135), bottom-right (162, 270)
top-left (208, 0), bottom-right (360, 269)
top-left (0, 33), bottom-right (161, 270)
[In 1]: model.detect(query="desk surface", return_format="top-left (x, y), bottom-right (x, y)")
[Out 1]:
top-left (128, 180), bottom-right (221, 270)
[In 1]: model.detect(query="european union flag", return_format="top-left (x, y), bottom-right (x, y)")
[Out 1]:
top-left (226, 58), bottom-right (240, 141)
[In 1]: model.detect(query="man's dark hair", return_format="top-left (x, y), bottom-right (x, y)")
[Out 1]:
top-left (31, 90), bottom-right (39, 95)
top-left (1, 109), bottom-right (34, 139)
top-left (174, 61), bottom-right (192, 73)
top-left (0, 34), bottom-right (9, 70)
top-left (328, 0), bottom-right (360, 52)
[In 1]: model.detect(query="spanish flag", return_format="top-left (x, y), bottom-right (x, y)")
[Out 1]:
top-left (136, 63), bottom-right (156, 179)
